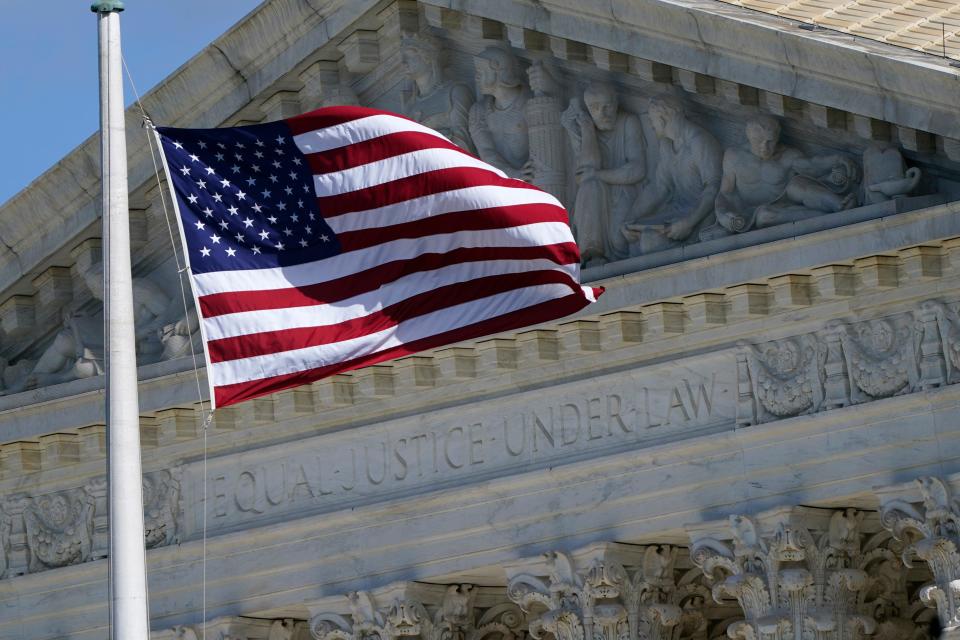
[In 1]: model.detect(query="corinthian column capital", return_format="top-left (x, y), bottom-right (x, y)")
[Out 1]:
top-left (879, 476), bottom-right (960, 637)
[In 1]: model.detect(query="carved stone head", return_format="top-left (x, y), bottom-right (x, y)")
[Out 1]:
top-left (474, 46), bottom-right (524, 96)
top-left (745, 116), bottom-right (781, 161)
top-left (400, 33), bottom-right (441, 82)
top-left (647, 96), bottom-right (684, 141)
top-left (583, 82), bottom-right (619, 132)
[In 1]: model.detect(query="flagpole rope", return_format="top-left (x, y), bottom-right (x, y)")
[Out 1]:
top-left (121, 54), bottom-right (212, 640)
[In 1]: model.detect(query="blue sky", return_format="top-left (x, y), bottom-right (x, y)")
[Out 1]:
top-left (0, 0), bottom-right (264, 205)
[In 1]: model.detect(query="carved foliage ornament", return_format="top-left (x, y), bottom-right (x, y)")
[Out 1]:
top-left (23, 487), bottom-right (94, 572)
top-left (838, 316), bottom-right (917, 401)
top-left (311, 587), bottom-right (526, 640)
top-left (740, 336), bottom-right (824, 420)
top-left (880, 477), bottom-right (960, 633)
top-left (691, 509), bottom-right (913, 640)
top-left (508, 547), bottom-right (708, 640)
top-left (736, 299), bottom-right (960, 426)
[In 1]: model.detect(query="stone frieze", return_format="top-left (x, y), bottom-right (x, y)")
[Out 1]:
top-left (736, 298), bottom-right (960, 426)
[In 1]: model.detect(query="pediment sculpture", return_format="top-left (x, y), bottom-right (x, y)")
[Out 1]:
top-left (378, 37), bottom-right (942, 270)
top-left (0, 259), bottom-right (201, 394)
top-left (468, 46), bottom-right (532, 182)
top-left (709, 115), bottom-right (860, 238)
top-left (622, 95), bottom-right (723, 256)
top-left (562, 82), bottom-right (645, 266)
top-left (400, 32), bottom-right (475, 154)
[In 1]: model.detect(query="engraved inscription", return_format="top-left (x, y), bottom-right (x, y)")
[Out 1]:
top-left (196, 361), bottom-right (733, 533)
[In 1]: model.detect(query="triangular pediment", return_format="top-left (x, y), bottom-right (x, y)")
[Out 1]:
top-left (2, 0), bottom-right (960, 416)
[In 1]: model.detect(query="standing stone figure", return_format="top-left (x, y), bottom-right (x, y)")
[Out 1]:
top-left (561, 82), bottom-right (645, 265)
top-left (712, 115), bottom-right (859, 236)
top-left (399, 33), bottom-right (475, 153)
top-left (468, 46), bottom-right (532, 180)
top-left (623, 96), bottom-right (722, 255)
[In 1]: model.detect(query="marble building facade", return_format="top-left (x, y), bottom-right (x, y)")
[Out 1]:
top-left (3, 0), bottom-right (960, 637)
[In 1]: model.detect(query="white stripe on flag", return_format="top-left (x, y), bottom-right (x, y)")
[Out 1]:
top-left (326, 184), bottom-right (564, 234)
top-left (202, 259), bottom-right (579, 340)
top-left (210, 282), bottom-right (575, 385)
top-left (192, 222), bottom-right (577, 296)
top-left (313, 148), bottom-right (507, 196)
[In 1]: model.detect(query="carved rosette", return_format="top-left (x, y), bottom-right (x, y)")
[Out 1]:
top-left (738, 336), bottom-right (824, 424)
top-left (508, 546), bottom-right (707, 640)
top-left (880, 477), bottom-right (960, 636)
top-left (23, 487), bottom-right (94, 572)
top-left (310, 587), bottom-right (526, 640)
top-left (690, 510), bottom-right (877, 640)
top-left (143, 467), bottom-right (182, 549)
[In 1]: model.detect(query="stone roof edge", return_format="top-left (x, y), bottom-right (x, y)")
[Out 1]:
top-left (3, 0), bottom-right (960, 296)
top-left (436, 0), bottom-right (960, 136)
top-left (0, 0), bottom-right (381, 296)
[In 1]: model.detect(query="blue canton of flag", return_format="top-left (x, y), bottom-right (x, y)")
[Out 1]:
top-left (157, 121), bottom-right (341, 274)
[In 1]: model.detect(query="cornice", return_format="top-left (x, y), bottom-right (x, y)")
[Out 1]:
top-left (5, 203), bottom-right (960, 482)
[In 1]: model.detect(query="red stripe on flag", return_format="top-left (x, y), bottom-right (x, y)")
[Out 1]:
top-left (284, 106), bottom-right (418, 135)
top-left (317, 167), bottom-right (543, 218)
top-left (198, 243), bottom-right (581, 317)
top-left (336, 203), bottom-right (569, 251)
top-left (212, 290), bottom-right (595, 407)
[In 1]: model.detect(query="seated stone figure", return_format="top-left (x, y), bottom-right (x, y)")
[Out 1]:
top-left (711, 116), bottom-right (859, 236)
top-left (623, 96), bottom-right (722, 255)
top-left (561, 82), bottom-right (646, 265)
top-left (468, 46), bottom-right (532, 180)
top-left (400, 32), bottom-right (475, 154)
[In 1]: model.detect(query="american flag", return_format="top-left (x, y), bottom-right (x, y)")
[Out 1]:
top-left (156, 106), bottom-right (601, 408)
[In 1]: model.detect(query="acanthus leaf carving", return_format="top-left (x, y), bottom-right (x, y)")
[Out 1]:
top-left (509, 545), bottom-right (710, 640)
top-left (311, 586), bottom-right (526, 640)
top-left (690, 509), bottom-right (878, 640)
top-left (879, 476), bottom-right (960, 635)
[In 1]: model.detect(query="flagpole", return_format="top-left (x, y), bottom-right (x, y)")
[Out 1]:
top-left (93, 1), bottom-right (151, 637)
